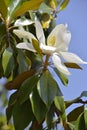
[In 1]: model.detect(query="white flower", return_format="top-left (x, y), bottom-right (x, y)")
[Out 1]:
top-left (13, 21), bottom-right (87, 75)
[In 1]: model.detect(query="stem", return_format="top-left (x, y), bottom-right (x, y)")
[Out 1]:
top-left (43, 54), bottom-right (50, 72)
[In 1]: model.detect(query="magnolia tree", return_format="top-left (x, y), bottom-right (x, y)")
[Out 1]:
top-left (0, 0), bottom-right (87, 130)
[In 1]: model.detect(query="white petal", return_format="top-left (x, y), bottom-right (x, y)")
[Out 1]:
top-left (40, 43), bottom-right (56, 54)
top-left (16, 42), bottom-right (36, 52)
top-left (52, 54), bottom-right (71, 75)
top-left (47, 24), bottom-right (71, 51)
top-left (35, 20), bottom-right (45, 44)
top-left (13, 29), bottom-right (36, 42)
top-left (14, 18), bottom-right (34, 27)
top-left (60, 51), bottom-right (87, 64)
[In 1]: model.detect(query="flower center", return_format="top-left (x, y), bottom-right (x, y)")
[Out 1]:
top-left (48, 36), bottom-right (56, 46)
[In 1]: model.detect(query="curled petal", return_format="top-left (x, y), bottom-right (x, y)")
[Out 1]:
top-left (40, 43), bottom-right (56, 54)
top-left (16, 42), bottom-right (36, 52)
top-left (35, 20), bottom-right (45, 44)
top-left (52, 54), bottom-right (71, 75)
top-left (59, 52), bottom-right (87, 64)
top-left (47, 24), bottom-right (71, 51)
top-left (13, 29), bottom-right (36, 42)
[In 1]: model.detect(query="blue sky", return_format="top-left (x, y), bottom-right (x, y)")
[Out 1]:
top-left (56, 0), bottom-right (87, 100)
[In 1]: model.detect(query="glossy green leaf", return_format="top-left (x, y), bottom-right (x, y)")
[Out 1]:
top-left (64, 62), bottom-right (82, 70)
top-left (37, 70), bottom-right (62, 107)
top-left (18, 74), bottom-right (39, 104)
top-left (6, 92), bottom-right (17, 124)
top-left (84, 108), bottom-right (87, 128)
top-left (13, 100), bottom-right (33, 130)
top-left (30, 88), bottom-right (47, 123)
top-left (46, 105), bottom-right (54, 129)
top-left (60, 0), bottom-right (70, 10)
top-left (17, 50), bottom-right (28, 73)
top-left (2, 48), bottom-right (14, 77)
top-left (66, 122), bottom-right (76, 130)
top-left (7, 0), bottom-right (43, 23)
top-left (54, 96), bottom-right (67, 124)
top-left (54, 68), bottom-right (68, 86)
top-left (0, 0), bottom-right (7, 19)
top-left (76, 112), bottom-right (85, 130)
top-left (67, 105), bottom-right (84, 122)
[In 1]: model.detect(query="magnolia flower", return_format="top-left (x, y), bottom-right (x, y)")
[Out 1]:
top-left (13, 21), bottom-right (87, 75)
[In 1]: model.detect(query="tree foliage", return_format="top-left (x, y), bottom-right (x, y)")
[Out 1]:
top-left (0, 0), bottom-right (87, 130)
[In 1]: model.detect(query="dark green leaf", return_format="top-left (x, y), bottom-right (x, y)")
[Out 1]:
top-left (19, 74), bottom-right (39, 104)
top-left (37, 70), bottom-right (62, 107)
top-left (2, 48), bottom-right (14, 77)
top-left (0, 0), bottom-right (7, 19)
top-left (46, 105), bottom-right (54, 129)
top-left (60, 0), bottom-right (70, 10)
top-left (54, 67), bottom-right (68, 86)
top-left (67, 105), bottom-right (84, 122)
top-left (66, 122), bottom-right (76, 130)
top-left (84, 108), bottom-right (87, 128)
top-left (54, 96), bottom-right (67, 124)
top-left (13, 100), bottom-right (33, 130)
top-left (30, 88), bottom-right (47, 123)
top-left (64, 62), bottom-right (82, 70)
top-left (6, 91), bottom-right (17, 123)
top-left (17, 50), bottom-right (28, 73)
top-left (76, 112), bottom-right (85, 130)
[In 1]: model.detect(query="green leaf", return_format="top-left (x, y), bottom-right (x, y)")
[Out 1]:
top-left (0, 0), bottom-right (7, 19)
top-left (84, 108), bottom-right (87, 128)
top-left (13, 100), bottom-right (33, 130)
top-left (37, 70), bottom-right (62, 107)
top-left (7, 0), bottom-right (44, 24)
top-left (67, 105), bottom-right (84, 122)
top-left (60, 0), bottom-right (70, 10)
top-left (46, 105), bottom-right (54, 129)
top-left (18, 74), bottom-right (39, 104)
top-left (66, 122), bottom-right (76, 130)
top-left (17, 50), bottom-right (28, 73)
top-left (76, 112), bottom-right (85, 130)
top-left (6, 91), bottom-right (17, 124)
top-left (64, 62), bottom-right (82, 70)
top-left (2, 48), bottom-right (14, 77)
top-left (54, 96), bottom-right (67, 124)
top-left (54, 68), bottom-right (68, 86)
top-left (30, 88), bottom-right (47, 123)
